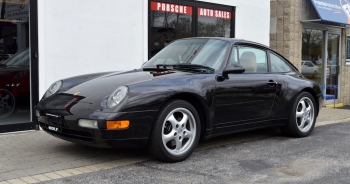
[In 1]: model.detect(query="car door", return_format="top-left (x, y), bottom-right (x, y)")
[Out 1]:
top-left (214, 45), bottom-right (277, 127)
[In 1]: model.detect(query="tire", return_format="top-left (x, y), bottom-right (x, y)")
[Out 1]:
top-left (0, 89), bottom-right (16, 118)
top-left (280, 92), bottom-right (316, 137)
top-left (147, 100), bottom-right (201, 162)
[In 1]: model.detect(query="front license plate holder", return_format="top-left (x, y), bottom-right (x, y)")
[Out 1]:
top-left (46, 114), bottom-right (63, 132)
top-left (48, 125), bottom-right (60, 132)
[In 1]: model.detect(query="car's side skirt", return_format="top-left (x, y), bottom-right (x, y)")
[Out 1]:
top-left (206, 118), bottom-right (287, 139)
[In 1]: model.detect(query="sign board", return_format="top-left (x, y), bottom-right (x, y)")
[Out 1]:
top-left (151, 1), bottom-right (192, 15)
top-left (0, 0), bottom-right (30, 21)
top-left (198, 8), bottom-right (231, 20)
top-left (347, 35), bottom-right (350, 63)
top-left (310, 0), bottom-right (350, 25)
top-left (326, 66), bottom-right (330, 79)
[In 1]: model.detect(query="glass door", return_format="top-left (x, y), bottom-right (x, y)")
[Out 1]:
top-left (302, 28), bottom-right (341, 104)
top-left (301, 28), bottom-right (324, 85)
top-left (0, 0), bottom-right (33, 130)
top-left (325, 33), bottom-right (340, 102)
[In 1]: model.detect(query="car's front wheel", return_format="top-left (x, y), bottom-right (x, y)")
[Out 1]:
top-left (147, 100), bottom-right (200, 162)
top-left (281, 92), bottom-right (316, 137)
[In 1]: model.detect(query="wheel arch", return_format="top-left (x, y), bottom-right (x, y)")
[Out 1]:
top-left (160, 92), bottom-right (211, 140)
top-left (300, 87), bottom-right (319, 116)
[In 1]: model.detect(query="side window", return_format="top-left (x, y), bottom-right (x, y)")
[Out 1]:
top-left (270, 53), bottom-right (291, 73)
top-left (228, 47), bottom-right (238, 64)
top-left (238, 46), bottom-right (267, 73)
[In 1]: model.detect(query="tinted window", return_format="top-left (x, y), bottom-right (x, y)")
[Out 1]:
top-left (270, 53), bottom-right (291, 73)
top-left (238, 46), bottom-right (267, 73)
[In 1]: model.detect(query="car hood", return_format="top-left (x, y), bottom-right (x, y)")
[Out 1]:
top-left (60, 69), bottom-right (193, 103)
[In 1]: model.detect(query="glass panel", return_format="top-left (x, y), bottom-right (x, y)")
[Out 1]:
top-left (238, 46), bottom-right (267, 73)
top-left (270, 53), bottom-right (291, 73)
top-left (301, 28), bottom-right (323, 84)
top-left (143, 39), bottom-right (229, 70)
top-left (150, 1), bottom-right (192, 57)
top-left (326, 34), bottom-right (340, 100)
top-left (228, 47), bottom-right (238, 64)
top-left (0, 0), bottom-right (30, 124)
top-left (197, 8), bottom-right (231, 37)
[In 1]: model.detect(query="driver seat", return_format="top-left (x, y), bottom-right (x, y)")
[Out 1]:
top-left (240, 51), bottom-right (257, 72)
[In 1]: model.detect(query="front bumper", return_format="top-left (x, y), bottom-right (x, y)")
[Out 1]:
top-left (37, 109), bottom-right (157, 148)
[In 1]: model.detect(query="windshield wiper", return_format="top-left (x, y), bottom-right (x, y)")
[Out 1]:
top-left (143, 64), bottom-right (214, 74)
top-left (143, 64), bottom-right (174, 72)
top-left (173, 64), bottom-right (215, 74)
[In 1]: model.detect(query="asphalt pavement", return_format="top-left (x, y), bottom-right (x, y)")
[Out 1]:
top-left (39, 122), bottom-right (350, 184)
top-left (0, 107), bottom-right (350, 183)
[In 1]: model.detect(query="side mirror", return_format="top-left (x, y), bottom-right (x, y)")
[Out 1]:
top-left (223, 62), bottom-right (245, 78)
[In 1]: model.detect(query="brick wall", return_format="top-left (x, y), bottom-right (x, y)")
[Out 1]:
top-left (340, 29), bottom-right (350, 105)
top-left (270, 0), bottom-right (302, 71)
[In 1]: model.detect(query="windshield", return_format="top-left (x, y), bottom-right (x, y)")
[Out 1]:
top-left (4, 48), bottom-right (29, 67)
top-left (143, 39), bottom-right (229, 70)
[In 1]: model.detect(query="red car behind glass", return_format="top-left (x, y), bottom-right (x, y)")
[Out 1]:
top-left (0, 48), bottom-right (30, 118)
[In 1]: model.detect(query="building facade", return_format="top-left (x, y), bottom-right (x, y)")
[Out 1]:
top-left (0, 0), bottom-right (270, 132)
top-left (270, 0), bottom-right (350, 107)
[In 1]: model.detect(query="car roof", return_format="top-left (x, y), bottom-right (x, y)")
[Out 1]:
top-left (180, 37), bottom-right (269, 49)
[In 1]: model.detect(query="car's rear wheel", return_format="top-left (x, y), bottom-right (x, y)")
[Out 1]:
top-left (281, 92), bottom-right (316, 137)
top-left (0, 89), bottom-right (16, 118)
top-left (147, 100), bottom-right (200, 162)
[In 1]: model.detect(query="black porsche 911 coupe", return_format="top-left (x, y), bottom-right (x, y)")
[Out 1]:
top-left (36, 38), bottom-right (323, 162)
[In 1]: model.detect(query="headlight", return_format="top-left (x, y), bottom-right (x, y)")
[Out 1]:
top-left (44, 80), bottom-right (62, 98)
top-left (15, 70), bottom-right (28, 80)
top-left (107, 86), bottom-right (128, 108)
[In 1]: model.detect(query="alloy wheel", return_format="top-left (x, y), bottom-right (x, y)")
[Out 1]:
top-left (161, 107), bottom-right (196, 156)
top-left (295, 97), bottom-right (315, 133)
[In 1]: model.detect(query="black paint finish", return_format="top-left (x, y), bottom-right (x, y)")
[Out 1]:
top-left (36, 38), bottom-right (323, 148)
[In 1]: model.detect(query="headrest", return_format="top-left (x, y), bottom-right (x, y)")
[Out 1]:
top-left (240, 51), bottom-right (257, 72)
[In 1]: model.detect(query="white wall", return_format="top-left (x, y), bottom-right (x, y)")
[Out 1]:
top-left (198, 0), bottom-right (270, 46)
top-left (38, 0), bottom-right (270, 97)
top-left (38, 0), bottom-right (147, 97)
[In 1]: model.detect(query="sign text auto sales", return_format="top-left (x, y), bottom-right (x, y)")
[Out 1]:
top-left (198, 8), bottom-right (231, 19)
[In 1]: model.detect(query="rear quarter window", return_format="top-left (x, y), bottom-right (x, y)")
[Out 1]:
top-left (270, 53), bottom-right (291, 73)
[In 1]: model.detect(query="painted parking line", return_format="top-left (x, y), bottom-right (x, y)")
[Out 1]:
top-left (2, 118), bottom-right (349, 184)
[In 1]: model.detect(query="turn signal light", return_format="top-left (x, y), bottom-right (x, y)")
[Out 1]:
top-left (106, 120), bottom-right (130, 130)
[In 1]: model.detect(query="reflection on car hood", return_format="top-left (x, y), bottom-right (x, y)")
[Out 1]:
top-left (62, 69), bottom-right (193, 103)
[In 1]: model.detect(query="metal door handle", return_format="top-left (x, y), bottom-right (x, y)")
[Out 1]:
top-left (266, 80), bottom-right (277, 86)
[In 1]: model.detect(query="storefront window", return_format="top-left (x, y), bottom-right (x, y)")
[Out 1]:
top-left (0, 0), bottom-right (31, 124)
top-left (197, 8), bottom-right (231, 37)
top-left (150, 1), bottom-right (192, 57)
top-left (301, 28), bottom-right (323, 85)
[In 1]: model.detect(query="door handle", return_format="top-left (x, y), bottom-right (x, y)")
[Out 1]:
top-left (266, 80), bottom-right (277, 86)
